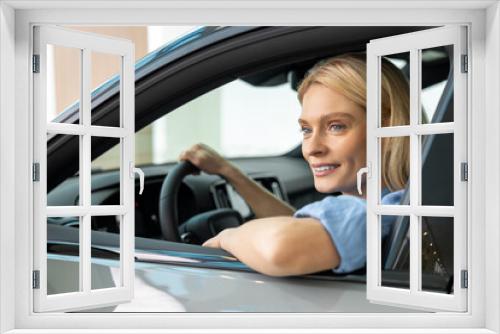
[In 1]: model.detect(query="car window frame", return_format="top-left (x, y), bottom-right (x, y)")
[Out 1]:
top-left (2, 3), bottom-right (496, 333)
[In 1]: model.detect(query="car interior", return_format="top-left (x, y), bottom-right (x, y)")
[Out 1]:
top-left (46, 26), bottom-right (454, 291)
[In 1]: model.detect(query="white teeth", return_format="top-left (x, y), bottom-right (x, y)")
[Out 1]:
top-left (313, 165), bottom-right (338, 172)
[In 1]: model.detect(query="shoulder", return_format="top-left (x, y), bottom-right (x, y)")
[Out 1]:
top-left (294, 194), bottom-right (366, 220)
top-left (297, 194), bottom-right (366, 210)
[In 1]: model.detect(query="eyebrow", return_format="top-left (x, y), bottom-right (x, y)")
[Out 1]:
top-left (298, 112), bottom-right (356, 124)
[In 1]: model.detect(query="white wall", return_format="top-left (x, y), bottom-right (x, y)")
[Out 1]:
top-left (0, 3), bottom-right (16, 333)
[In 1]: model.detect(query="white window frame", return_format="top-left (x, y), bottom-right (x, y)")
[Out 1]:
top-left (32, 25), bottom-right (136, 312)
top-left (366, 26), bottom-right (468, 312)
top-left (0, 1), bottom-right (498, 333)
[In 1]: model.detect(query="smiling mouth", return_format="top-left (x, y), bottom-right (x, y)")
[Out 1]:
top-left (312, 164), bottom-right (340, 176)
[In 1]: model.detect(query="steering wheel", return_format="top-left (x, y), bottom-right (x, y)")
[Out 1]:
top-left (158, 161), bottom-right (199, 242)
top-left (159, 160), bottom-right (245, 243)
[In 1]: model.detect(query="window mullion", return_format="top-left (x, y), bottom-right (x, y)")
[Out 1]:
top-left (46, 123), bottom-right (128, 138)
top-left (121, 51), bottom-right (134, 292)
top-left (374, 205), bottom-right (454, 216)
top-left (81, 48), bottom-right (91, 208)
top-left (375, 123), bottom-right (455, 138)
top-left (414, 123), bottom-right (454, 135)
top-left (45, 205), bottom-right (132, 217)
top-left (80, 215), bottom-right (91, 293)
top-left (88, 205), bottom-right (126, 215)
top-left (409, 49), bottom-right (421, 295)
top-left (81, 48), bottom-right (92, 294)
top-left (409, 215), bottom-right (419, 294)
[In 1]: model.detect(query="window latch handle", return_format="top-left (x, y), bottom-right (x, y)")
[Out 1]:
top-left (356, 163), bottom-right (371, 195)
top-left (130, 162), bottom-right (144, 195)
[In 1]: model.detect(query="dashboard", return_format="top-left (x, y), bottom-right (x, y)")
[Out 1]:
top-left (210, 175), bottom-right (287, 220)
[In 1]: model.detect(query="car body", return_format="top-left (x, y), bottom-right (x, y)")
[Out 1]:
top-left (46, 26), bottom-right (453, 312)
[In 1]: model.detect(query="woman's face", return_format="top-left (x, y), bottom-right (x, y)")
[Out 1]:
top-left (300, 84), bottom-right (366, 196)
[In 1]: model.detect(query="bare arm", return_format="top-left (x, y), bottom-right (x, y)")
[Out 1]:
top-left (203, 216), bottom-right (340, 277)
top-left (222, 164), bottom-right (295, 218)
top-left (179, 143), bottom-right (295, 218)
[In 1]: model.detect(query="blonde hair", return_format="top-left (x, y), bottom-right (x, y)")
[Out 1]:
top-left (297, 53), bottom-right (410, 191)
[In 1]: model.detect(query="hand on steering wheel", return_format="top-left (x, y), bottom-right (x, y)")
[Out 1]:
top-left (158, 144), bottom-right (243, 243)
top-left (178, 143), bottom-right (235, 177)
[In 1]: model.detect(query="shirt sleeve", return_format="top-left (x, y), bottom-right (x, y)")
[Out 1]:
top-left (294, 195), bottom-right (367, 274)
top-left (293, 190), bottom-right (405, 274)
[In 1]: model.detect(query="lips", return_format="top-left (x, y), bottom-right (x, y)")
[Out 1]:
top-left (311, 163), bottom-right (340, 176)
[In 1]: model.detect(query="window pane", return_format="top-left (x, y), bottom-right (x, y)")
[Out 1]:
top-left (91, 52), bottom-right (122, 127)
top-left (381, 215), bottom-right (410, 290)
top-left (47, 134), bottom-right (81, 206)
top-left (379, 136), bottom-right (409, 205)
top-left (47, 217), bottom-right (80, 295)
top-left (421, 46), bottom-right (453, 124)
top-left (380, 52), bottom-right (410, 127)
top-left (421, 216), bottom-right (454, 294)
top-left (421, 134), bottom-right (454, 206)
top-left (91, 215), bottom-right (121, 290)
top-left (91, 137), bottom-right (121, 204)
top-left (46, 45), bottom-right (81, 124)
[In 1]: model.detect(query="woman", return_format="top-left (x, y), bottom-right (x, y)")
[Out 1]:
top-left (179, 53), bottom-right (409, 277)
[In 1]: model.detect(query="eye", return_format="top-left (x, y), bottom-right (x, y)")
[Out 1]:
top-left (328, 123), bottom-right (346, 132)
top-left (299, 126), bottom-right (312, 136)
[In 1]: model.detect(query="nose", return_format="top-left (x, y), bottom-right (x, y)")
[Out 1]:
top-left (303, 130), bottom-right (328, 158)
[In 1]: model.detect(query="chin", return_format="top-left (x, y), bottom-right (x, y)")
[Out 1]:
top-left (314, 181), bottom-right (339, 194)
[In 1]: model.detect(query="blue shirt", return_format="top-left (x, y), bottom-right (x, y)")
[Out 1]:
top-left (293, 189), bottom-right (404, 274)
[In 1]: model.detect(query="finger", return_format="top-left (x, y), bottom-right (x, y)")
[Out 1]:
top-left (178, 150), bottom-right (188, 161)
top-left (179, 149), bottom-right (197, 163)
top-left (202, 237), bottom-right (219, 248)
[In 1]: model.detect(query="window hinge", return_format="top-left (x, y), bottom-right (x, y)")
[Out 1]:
top-left (461, 54), bottom-right (468, 73)
top-left (32, 163), bottom-right (40, 182)
top-left (32, 55), bottom-right (40, 73)
top-left (461, 162), bottom-right (468, 181)
top-left (32, 270), bottom-right (40, 289)
top-left (461, 270), bottom-right (468, 289)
